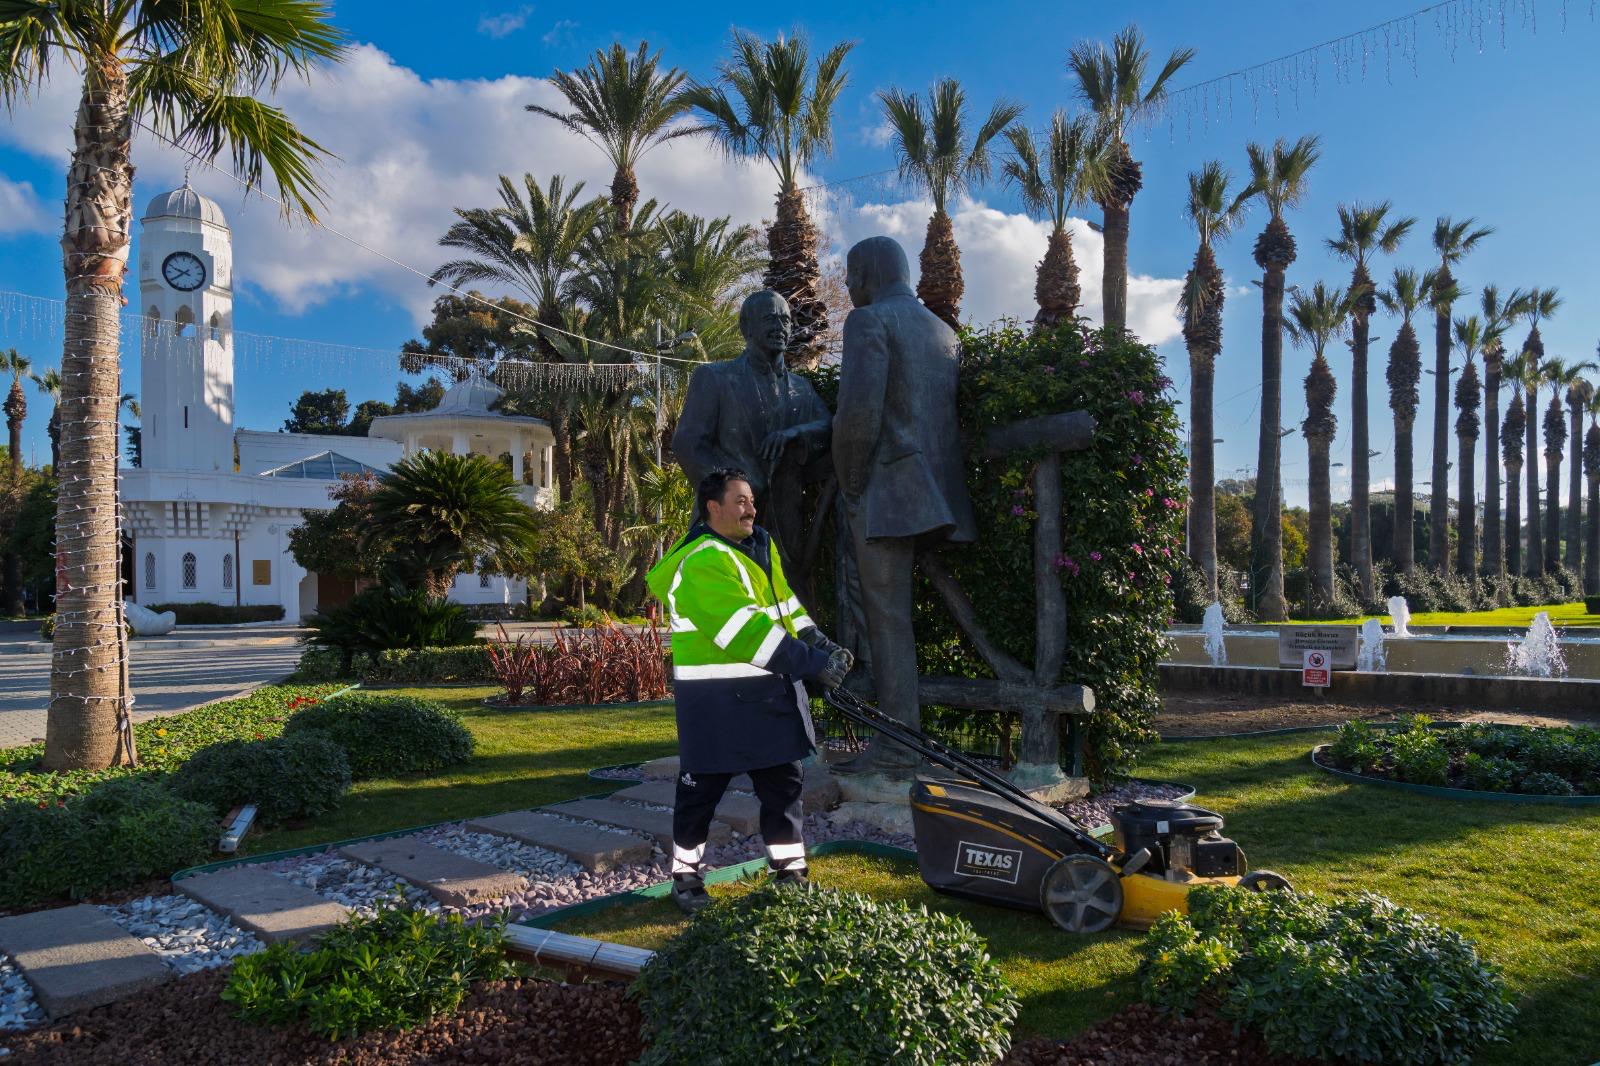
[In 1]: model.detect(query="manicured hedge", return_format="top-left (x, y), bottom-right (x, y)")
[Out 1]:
top-left (147, 602), bottom-right (286, 625)
top-left (284, 693), bottom-right (474, 779)
top-left (291, 643), bottom-right (675, 694)
top-left (171, 733), bottom-right (352, 825)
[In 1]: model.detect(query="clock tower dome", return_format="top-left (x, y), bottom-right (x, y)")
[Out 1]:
top-left (137, 182), bottom-right (235, 472)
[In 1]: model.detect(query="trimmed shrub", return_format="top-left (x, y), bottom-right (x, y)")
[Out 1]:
top-left (631, 884), bottom-right (1018, 1065)
top-left (1389, 724), bottom-right (1449, 785)
top-left (0, 778), bottom-right (214, 908)
top-left (223, 902), bottom-right (514, 1040)
top-left (1138, 886), bottom-right (1515, 1065)
top-left (284, 694), bottom-right (473, 779)
top-left (304, 586), bottom-right (478, 675)
top-left (147, 602), bottom-right (286, 625)
top-left (372, 645), bottom-right (492, 683)
top-left (1327, 719), bottom-right (1382, 774)
top-left (170, 733), bottom-right (350, 825)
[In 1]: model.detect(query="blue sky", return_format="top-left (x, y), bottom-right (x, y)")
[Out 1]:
top-left (2, 0), bottom-right (1597, 508)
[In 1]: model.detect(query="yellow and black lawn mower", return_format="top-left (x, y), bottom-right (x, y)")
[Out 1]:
top-left (824, 688), bottom-right (1291, 933)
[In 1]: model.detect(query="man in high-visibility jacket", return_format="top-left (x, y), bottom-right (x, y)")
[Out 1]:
top-left (645, 467), bottom-right (853, 914)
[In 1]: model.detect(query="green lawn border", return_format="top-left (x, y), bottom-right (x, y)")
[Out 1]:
top-left (1309, 744), bottom-right (1600, 806)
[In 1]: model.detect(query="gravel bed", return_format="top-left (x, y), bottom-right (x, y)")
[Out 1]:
top-left (1055, 779), bottom-right (1192, 832)
top-left (410, 827), bottom-right (580, 881)
top-left (589, 764), bottom-right (645, 782)
top-left (99, 896), bottom-right (263, 975)
top-left (0, 955), bottom-right (44, 1034)
top-left (259, 854), bottom-right (439, 916)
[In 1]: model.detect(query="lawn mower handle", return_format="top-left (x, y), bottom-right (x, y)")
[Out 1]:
top-left (822, 686), bottom-right (1114, 860)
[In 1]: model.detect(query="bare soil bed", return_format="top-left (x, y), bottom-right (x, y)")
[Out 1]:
top-left (1158, 690), bottom-right (1600, 737)
top-left (1001, 1001), bottom-right (1315, 1065)
top-left (0, 970), bottom-right (645, 1065)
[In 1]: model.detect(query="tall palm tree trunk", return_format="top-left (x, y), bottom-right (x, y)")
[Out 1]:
top-left (535, 301), bottom-right (575, 500)
top-left (1188, 350), bottom-right (1217, 598)
top-left (3, 381), bottom-right (24, 615)
top-left (765, 187), bottom-right (828, 369)
top-left (1544, 403), bottom-right (1562, 574)
top-left (1250, 222), bottom-right (1291, 621)
top-left (917, 209), bottom-right (963, 331)
top-left (1100, 199), bottom-right (1129, 331)
top-left (605, 426), bottom-right (632, 550)
top-left (1526, 384), bottom-right (1543, 576)
top-left (1349, 289), bottom-right (1374, 602)
top-left (1430, 297), bottom-right (1451, 570)
top-left (1567, 397), bottom-right (1585, 574)
top-left (1586, 424), bottom-right (1600, 606)
top-left (42, 64), bottom-right (134, 771)
top-left (1034, 228), bottom-right (1081, 330)
top-left (610, 166), bottom-right (638, 234)
top-left (1457, 427), bottom-right (1476, 575)
top-left (1505, 457), bottom-right (1523, 578)
top-left (1395, 417), bottom-right (1416, 572)
top-left (1482, 358), bottom-right (1503, 576)
top-left (1307, 431), bottom-right (1334, 611)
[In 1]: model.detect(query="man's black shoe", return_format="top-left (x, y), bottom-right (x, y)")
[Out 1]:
top-left (771, 867), bottom-right (809, 887)
top-left (671, 874), bottom-right (711, 915)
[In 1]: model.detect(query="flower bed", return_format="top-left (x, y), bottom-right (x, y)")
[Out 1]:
top-left (1316, 716), bottom-right (1600, 799)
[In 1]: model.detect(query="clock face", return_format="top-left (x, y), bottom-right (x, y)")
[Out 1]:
top-left (161, 251), bottom-right (207, 292)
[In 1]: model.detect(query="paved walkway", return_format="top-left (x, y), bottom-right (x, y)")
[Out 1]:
top-left (0, 636), bottom-right (303, 749)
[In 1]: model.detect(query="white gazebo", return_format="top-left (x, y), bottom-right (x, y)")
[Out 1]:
top-left (366, 373), bottom-right (556, 509)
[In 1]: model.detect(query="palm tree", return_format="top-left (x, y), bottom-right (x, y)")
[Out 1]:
top-left (30, 368), bottom-right (61, 471)
top-left (2, 348), bottom-right (31, 616)
top-left (1584, 386), bottom-right (1600, 606)
top-left (1518, 288), bottom-right (1561, 576)
top-left (1503, 371), bottom-right (1528, 578)
top-left (1381, 268), bottom-right (1430, 574)
top-left (118, 392), bottom-right (140, 469)
top-left (365, 451), bottom-right (539, 598)
top-left (1543, 358), bottom-right (1597, 573)
top-left (429, 173), bottom-right (604, 501)
top-left (1285, 282), bottom-right (1353, 613)
top-left (1002, 111), bottom-right (1106, 328)
top-left (3, 2), bottom-right (343, 772)
top-left (527, 43), bottom-right (692, 233)
top-left (1477, 286), bottom-right (1530, 577)
top-left (1428, 218), bottom-right (1493, 570)
top-left (1245, 135), bottom-right (1320, 621)
top-left (678, 31), bottom-right (852, 368)
top-left (1327, 203), bottom-right (1414, 602)
top-left (877, 79), bottom-right (1023, 329)
top-left (1176, 161), bottom-right (1253, 598)
top-left (1452, 316), bottom-right (1484, 576)
top-left (1067, 25), bottom-right (1194, 330)
top-left (1565, 362), bottom-right (1598, 574)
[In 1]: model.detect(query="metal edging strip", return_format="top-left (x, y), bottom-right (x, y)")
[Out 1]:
top-left (1309, 745), bottom-right (1600, 806)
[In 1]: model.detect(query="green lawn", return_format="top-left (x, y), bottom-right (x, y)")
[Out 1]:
top-left (1293, 600), bottom-right (1600, 628)
top-left (555, 732), bottom-right (1600, 1066)
top-left (243, 688), bottom-right (679, 855)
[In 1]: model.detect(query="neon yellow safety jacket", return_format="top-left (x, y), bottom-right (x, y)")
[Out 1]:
top-left (645, 522), bottom-right (830, 773)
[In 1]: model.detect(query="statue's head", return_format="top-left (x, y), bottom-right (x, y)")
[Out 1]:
top-left (846, 236), bottom-right (911, 308)
top-left (739, 289), bottom-right (792, 360)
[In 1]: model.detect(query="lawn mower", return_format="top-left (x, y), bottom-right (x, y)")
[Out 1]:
top-left (824, 688), bottom-right (1290, 933)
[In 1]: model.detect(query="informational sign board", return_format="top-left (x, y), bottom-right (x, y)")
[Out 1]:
top-left (1278, 625), bottom-right (1358, 669)
top-left (1301, 649), bottom-right (1331, 688)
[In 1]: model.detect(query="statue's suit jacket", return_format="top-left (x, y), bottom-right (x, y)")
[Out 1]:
top-left (833, 283), bottom-right (977, 544)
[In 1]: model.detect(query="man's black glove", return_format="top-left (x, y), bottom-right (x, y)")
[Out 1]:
top-left (815, 647), bottom-right (854, 691)
top-left (798, 626), bottom-right (847, 659)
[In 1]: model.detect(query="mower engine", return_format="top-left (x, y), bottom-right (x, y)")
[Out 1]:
top-left (1109, 798), bottom-right (1244, 880)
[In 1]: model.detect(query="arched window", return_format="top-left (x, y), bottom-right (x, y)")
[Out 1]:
top-left (479, 570), bottom-right (492, 589)
top-left (144, 552), bottom-right (156, 589)
top-left (222, 553), bottom-right (234, 589)
top-left (182, 552), bottom-right (197, 589)
top-left (174, 305), bottom-right (195, 338)
top-left (209, 312), bottom-right (223, 342)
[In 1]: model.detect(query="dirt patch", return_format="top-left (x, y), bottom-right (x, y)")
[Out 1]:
top-left (1001, 1001), bottom-right (1315, 1065)
top-left (1158, 690), bottom-right (1600, 737)
top-left (0, 970), bottom-right (644, 1065)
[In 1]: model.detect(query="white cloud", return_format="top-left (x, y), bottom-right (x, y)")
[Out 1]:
top-left (478, 6), bottom-right (532, 38)
top-left (0, 175), bottom-right (51, 236)
top-left (827, 195), bottom-right (1183, 343)
top-left (542, 19), bottom-right (578, 46)
top-left (860, 119), bottom-right (894, 148)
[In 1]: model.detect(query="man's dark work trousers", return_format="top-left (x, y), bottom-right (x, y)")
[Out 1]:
top-left (671, 760), bottom-right (806, 875)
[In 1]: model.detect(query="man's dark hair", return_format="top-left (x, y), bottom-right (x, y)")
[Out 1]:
top-left (697, 467), bottom-right (752, 520)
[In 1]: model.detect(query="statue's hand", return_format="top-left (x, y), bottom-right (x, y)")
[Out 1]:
top-left (758, 427), bottom-right (796, 464)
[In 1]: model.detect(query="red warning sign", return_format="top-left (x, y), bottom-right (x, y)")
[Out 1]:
top-left (1302, 649), bottom-right (1331, 688)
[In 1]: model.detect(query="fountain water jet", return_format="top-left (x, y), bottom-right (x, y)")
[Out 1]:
top-left (1201, 603), bottom-right (1228, 666)
top-left (1357, 618), bottom-right (1387, 672)
top-left (1505, 611), bottom-right (1568, 678)
top-left (1387, 595), bottom-right (1412, 638)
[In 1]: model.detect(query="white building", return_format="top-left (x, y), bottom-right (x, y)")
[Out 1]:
top-left (121, 183), bottom-right (556, 620)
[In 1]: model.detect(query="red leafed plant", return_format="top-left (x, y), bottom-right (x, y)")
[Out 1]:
top-left (488, 624), bottom-right (667, 707)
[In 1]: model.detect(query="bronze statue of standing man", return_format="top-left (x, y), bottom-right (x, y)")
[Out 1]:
top-left (673, 289), bottom-right (832, 596)
top-left (833, 236), bottom-right (977, 774)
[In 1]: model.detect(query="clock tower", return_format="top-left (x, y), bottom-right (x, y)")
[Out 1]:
top-left (138, 182), bottom-right (235, 472)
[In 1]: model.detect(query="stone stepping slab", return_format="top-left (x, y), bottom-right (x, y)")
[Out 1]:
top-left (174, 866), bottom-right (351, 944)
top-left (0, 904), bottom-right (171, 1019)
top-left (640, 756), bottom-right (840, 810)
top-left (544, 797), bottom-right (731, 850)
top-left (340, 838), bottom-right (527, 907)
top-left (610, 780), bottom-right (763, 835)
top-left (466, 811), bottom-right (652, 873)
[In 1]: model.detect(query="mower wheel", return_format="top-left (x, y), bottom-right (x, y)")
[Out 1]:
top-left (1238, 870), bottom-right (1293, 893)
top-left (1040, 855), bottom-right (1123, 934)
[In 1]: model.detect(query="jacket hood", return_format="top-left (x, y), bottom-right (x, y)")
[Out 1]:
top-left (645, 521), bottom-right (771, 603)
